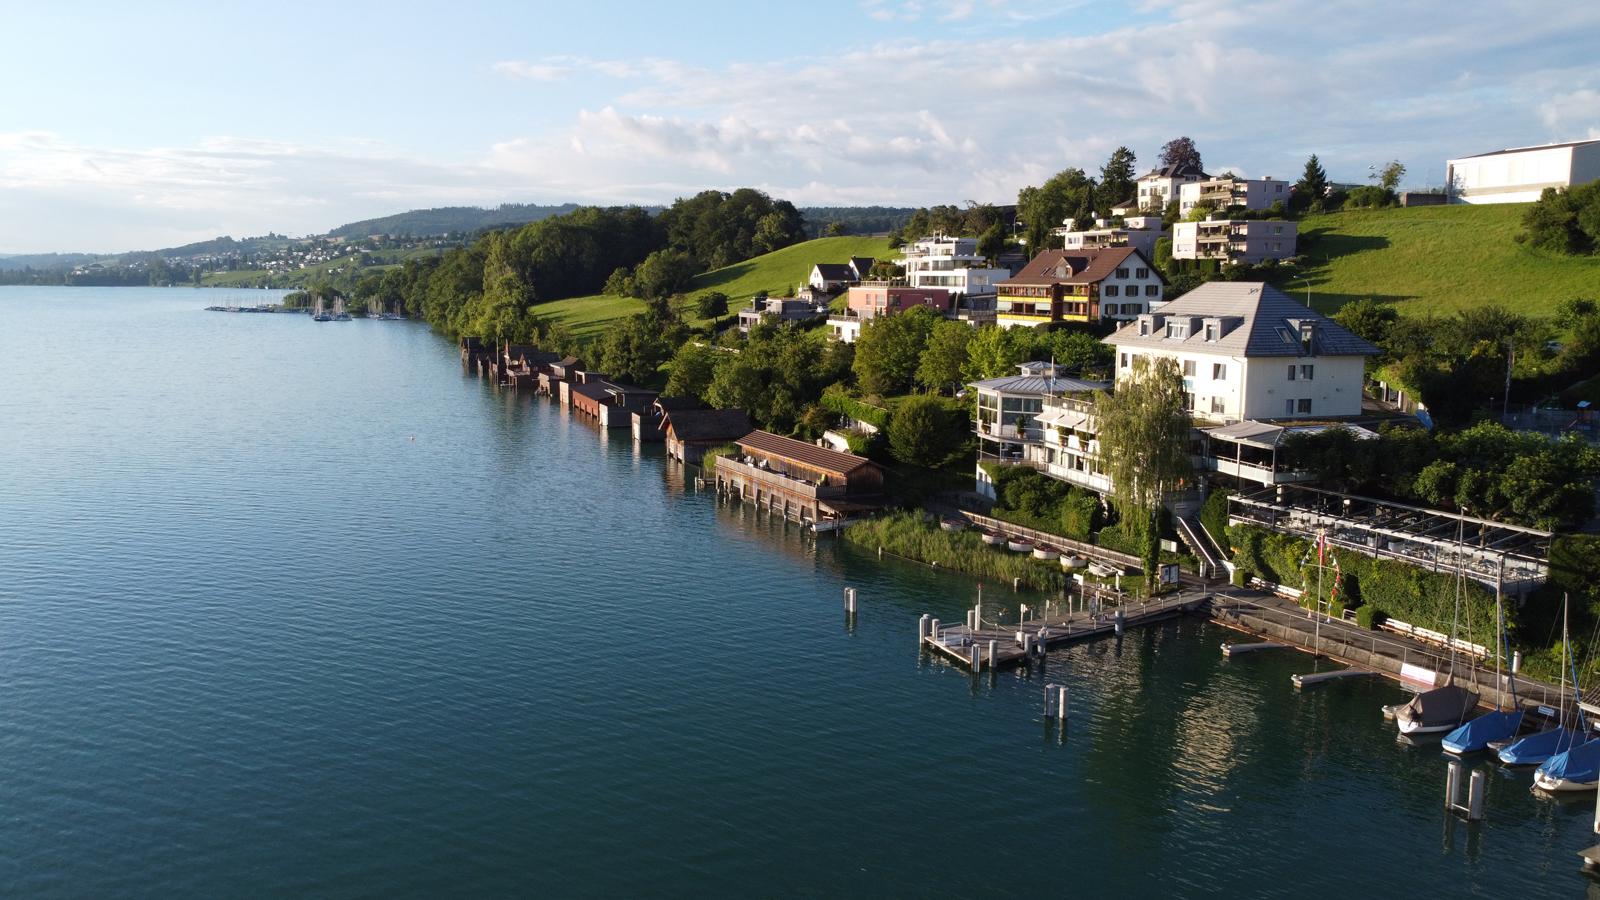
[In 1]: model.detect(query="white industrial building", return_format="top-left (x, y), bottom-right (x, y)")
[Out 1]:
top-left (1447, 140), bottom-right (1600, 204)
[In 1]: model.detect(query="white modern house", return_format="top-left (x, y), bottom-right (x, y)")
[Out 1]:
top-left (971, 362), bottom-right (1110, 499)
top-left (1136, 163), bottom-right (1207, 212)
top-left (896, 235), bottom-right (1007, 299)
top-left (1055, 215), bottom-right (1168, 259)
top-left (1171, 218), bottom-right (1297, 264)
top-left (1446, 139), bottom-right (1600, 204)
top-left (1178, 176), bottom-right (1290, 214)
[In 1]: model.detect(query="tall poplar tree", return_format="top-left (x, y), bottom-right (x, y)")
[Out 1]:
top-left (1095, 355), bottom-right (1193, 590)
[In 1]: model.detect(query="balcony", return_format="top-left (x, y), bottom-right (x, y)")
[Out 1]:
top-left (716, 456), bottom-right (846, 500)
top-left (974, 421), bottom-right (1041, 443)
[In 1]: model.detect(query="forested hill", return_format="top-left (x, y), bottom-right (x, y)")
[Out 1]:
top-left (325, 204), bottom-right (591, 239)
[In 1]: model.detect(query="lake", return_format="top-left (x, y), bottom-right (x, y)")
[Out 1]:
top-left (0, 286), bottom-right (1595, 898)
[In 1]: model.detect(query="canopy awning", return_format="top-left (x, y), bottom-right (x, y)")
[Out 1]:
top-left (1203, 421), bottom-right (1378, 450)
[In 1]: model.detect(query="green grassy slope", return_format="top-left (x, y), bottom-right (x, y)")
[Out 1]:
top-left (542, 236), bottom-right (894, 342)
top-left (1292, 204), bottom-right (1600, 317)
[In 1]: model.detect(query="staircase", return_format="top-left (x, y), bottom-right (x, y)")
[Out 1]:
top-left (1174, 515), bottom-right (1224, 580)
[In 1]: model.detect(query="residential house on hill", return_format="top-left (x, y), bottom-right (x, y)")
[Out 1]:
top-left (808, 257), bottom-right (876, 294)
top-left (993, 247), bottom-right (1165, 328)
top-left (1106, 281), bottom-right (1379, 487)
top-left (1171, 217), bottom-right (1297, 264)
top-left (1055, 215), bottom-right (1168, 260)
top-left (828, 285), bottom-right (951, 343)
top-left (1136, 163), bottom-right (1207, 211)
top-left (1178, 176), bottom-right (1290, 214)
top-left (895, 236), bottom-right (1007, 299)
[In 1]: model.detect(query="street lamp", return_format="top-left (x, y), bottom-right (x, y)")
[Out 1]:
top-left (1294, 276), bottom-right (1312, 308)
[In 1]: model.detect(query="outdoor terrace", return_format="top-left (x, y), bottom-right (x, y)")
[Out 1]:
top-left (1228, 485), bottom-right (1551, 595)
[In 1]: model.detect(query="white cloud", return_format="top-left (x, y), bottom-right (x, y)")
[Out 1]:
top-left (7, 0), bottom-right (1600, 251)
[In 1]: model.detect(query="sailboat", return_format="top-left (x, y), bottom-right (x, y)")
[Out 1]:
top-left (1392, 514), bottom-right (1479, 735)
top-left (1500, 594), bottom-right (1589, 766)
top-left (1533, 739), bottom-right (1600, 791)
top-left (1443, 579), bottom-right (1522, 754)
top-left (312, 293), bottom-right (331, 322)
top-left (332, 296), bottom-right (351, 321)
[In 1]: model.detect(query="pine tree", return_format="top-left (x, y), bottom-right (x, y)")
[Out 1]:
top-left (1296, 154), bottom-right (1329, 205)
top-left (1099, 147), bottom-right (1138, 208)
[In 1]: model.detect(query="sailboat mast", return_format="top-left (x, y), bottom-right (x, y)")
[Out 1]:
top-left (1562, 592), bottom-right (1570, 729)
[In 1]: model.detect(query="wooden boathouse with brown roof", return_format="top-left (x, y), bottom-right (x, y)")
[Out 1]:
top-left (714, 430), bottom-right (884, 529)
top-left (663, 408), bottom-right (752, 463)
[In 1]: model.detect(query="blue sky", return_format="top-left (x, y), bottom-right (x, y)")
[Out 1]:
top-left (2, 0), bottom-right (1597, 253)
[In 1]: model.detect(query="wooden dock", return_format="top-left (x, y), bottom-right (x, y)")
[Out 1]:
top-left (921, 592), bottom-right (1211, 670)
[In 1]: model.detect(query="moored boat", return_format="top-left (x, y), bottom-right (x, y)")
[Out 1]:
top-left (1500, 727), bottom-right (1591, 766)
top-left (1393, 684), bottom-right (1479, 735)
top-left (1534, 738), bottom-right (1600, 791)
top-left (1443, 710), bottom-right (1524, 755)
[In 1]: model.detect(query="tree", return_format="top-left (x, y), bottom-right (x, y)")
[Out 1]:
top-left (1521, 182), bottom-right (1600, 256)
top-left (917, 320), bottom-right (974, 394)
top-left (695, 291), bottom-right (730, 318)
top-left (1332, 299), bottom-right (1398, 366)
top-left (823, 221), bottom-right (850, 237)
top-left (597, 314), bottom-right (668, 383)
top-left (632, 248), bottom-right (697, 299)
top-left (1373, 160), bottom-right (1406, 194)
top-left (1095, 355), bottom-right (1193, 590)
top-left (888, 394), bottom-right (958, 467)
top-left (663, 342), bottom-right (723, 400)
top-left (706, 358), bottom-right (766, 414)
top-left (1017, 168), bottom-right (1097, 254)
top-left (977, 221), bottom-right (1006, 263)
top-left (1158, 137), bottom-right (1202, 172)
top-left (961, 324), bottom-right (1033, 381)
top-left (1294, 154), bottom-right (1329, 211)
top-left (905, 208), bottom-right (931, 240)
top-left (1099, 146), bottom-right (1138, 208)
top-left (853, 306), bottom-right (940, 396)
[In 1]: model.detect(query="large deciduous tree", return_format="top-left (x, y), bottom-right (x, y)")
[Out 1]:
top-left (1158, 137), bottom-right (1202, 172)
top-left (1095, 355), bottom-right (1193, 589)
top-left (917, 319), bottom-right (974, 394)
top-left (853, 306), bottom-right (940, 396)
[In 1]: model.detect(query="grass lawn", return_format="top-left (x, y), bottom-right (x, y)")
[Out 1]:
top-left (1288, 203), bottom-right (1600, 318)
top-left (535, 236), bottom-right (895, 343)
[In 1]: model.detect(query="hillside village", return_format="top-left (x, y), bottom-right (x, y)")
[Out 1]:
top-left (425, 136), bottom-right (1600, 689)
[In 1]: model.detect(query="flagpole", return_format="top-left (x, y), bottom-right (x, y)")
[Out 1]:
top-left (1314, 529), bottom-right (1324, 659)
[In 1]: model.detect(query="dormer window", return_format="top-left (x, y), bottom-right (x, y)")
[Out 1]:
top-left (1204, 324), bottom-right (1217, 341)
top-left (1300, 323), bottom-right (1316, 355)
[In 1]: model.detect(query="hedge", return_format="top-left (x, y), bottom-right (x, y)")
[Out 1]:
top-left (819, 392), bottom-right (889, 429)
top-left (844, 511), bottom-right (1064, 590)
top-left (1226, 522), bottom-right (1502, 638)
top-left (1200, 488), bottom-right (1232, 552)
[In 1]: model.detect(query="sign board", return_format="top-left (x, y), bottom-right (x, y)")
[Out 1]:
top-left (1400, 663), bottom-right (1438, 686)
top-left (1159, 563), bottom-right (1181, 585)
top-left (1072, 573), bottom-right (1085, 585)
top-left (1160, 539), bottom-right (1178, 553)
top-left (1538, 706), bottom-right (1556, 717)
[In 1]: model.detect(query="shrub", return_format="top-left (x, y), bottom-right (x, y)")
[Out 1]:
top-left (1200, 487), bottom-right (1232, 551)
top-left (819, 391), bottom-right (889, 429)
top-left (1355, 605), bottom-right (1386, 630)
top-left (844, 511), bottom-right (1064, 589)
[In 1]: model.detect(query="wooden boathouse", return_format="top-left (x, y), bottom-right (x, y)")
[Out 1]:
top-left (635, 396), bottom-right (703, 442)
top-left (663, 408), bottom-right (753, 463)
top-left (714, 430), bottom-right (883, 528)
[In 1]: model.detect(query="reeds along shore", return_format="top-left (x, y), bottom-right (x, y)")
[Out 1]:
top-left (845, 511), bottom-right (1065, 590)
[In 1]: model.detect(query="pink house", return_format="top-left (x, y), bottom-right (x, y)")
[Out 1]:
top-left (846, 285), bottom-right (951, 317)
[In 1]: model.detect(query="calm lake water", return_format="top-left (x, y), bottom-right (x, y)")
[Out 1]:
top-left (1, 285), bottom-right (1597, 898)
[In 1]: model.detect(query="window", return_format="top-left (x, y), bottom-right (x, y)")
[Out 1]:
top-left (1274, 226), bottom-right (1284, 234)
top-left (1121, 303), bottom-right (1140, 314)
top-left (1272, 242), bottom-right (1283, 251)
top-left (1285, 399), bottom-right (1295, 415)
top-left (1297, 399), bottom-right (1312, 414)
top-left (1135, 267), bottom-right (1149, 278)
top-left (1182, 359), bottom-right (1196, 376)
top-left (1275, 183), bottom-right (1284, 193)
top-left (1212, 363), bottom-right (1226, 380)
top-left (1138, 319), bottom-right (1149, 336)
top-left (1183, 392), bottom-right (1195, 411)
top-left (1300, 364), bottom-right (1314, 380)
top-left (1287, 365), bottom-right (1296, 381)
top-left (1120, 353), bottom-right (1130, 368)
top-left (1115, 267), bottom-right (1129, 278)
top-left (1145, 285), bottom-right (1159, 296)
top-left (1210, 397), bottom-right (1226, 414)
top-left (1104, 285), bottom-right (1119, 297)
top-left (1204, 324), bottom-right (1217, 341)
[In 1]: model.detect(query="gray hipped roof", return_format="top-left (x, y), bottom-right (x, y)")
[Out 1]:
top-left (1106, 282), bottom-right (1379, 358)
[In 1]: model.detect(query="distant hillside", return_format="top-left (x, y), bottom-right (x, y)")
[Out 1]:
top-left (1291, 204), bottom-right (1600, 318)
top-left (799, 206), bottom-right (917, 238)
top-left (0, 252), bottom-right (107, 272)
top-left (324, 204), bottom-right (588, 239)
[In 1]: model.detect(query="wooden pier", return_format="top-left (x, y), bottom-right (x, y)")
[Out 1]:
top-left (921, 592), bottom-right (1211, 671)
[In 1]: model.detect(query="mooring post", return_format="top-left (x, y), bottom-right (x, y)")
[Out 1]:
top-left (1058, 685), bottom-right (1070, 720)
top-left (1114, 611), bottom-right (1125, 637)
top-left (971, 643), bottom-right (981, 672)
top-left (1446, 760), bottom-right (1462, 810)
top-left (1013, 577), bottom-right (1020, 591)
top-left (1467, 770), bottom-right (1485, 821)
top-left (930, 618), bottom-right (940, 643)
top-left (845, 587), bottom-right (857, 613)
top-left (919, 614), bottom-right (931, 641)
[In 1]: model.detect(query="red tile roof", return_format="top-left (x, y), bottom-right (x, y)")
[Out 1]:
top-left (998, 247), bottom-right (1148, 287)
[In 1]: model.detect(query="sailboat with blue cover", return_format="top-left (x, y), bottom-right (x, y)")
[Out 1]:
top-left (1500, 595), bottom-right (1589, 766)
top-left (1443, 587), bottom-right (1522, 754)
top-left (1535, 737), bottom-right (1600, 791)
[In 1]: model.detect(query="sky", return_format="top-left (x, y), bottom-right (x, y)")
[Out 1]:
top-left (2, 0), bottom-right (1598, 254)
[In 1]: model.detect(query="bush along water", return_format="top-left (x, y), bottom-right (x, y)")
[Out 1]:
top-left (844, 511), bottom-right (1064, 590)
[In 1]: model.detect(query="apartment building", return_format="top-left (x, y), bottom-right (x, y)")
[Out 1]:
top-left (1055, 215), bottom-right (1168, 259)
top-left (895, 235), bottom-right (1008, 298)
top-left (993, 247), bottom-right (1165, 328)
top-left (1177, 176), bottom-right (1290, 214)
top-left (1171, 217), bottom-right (1297, 264)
